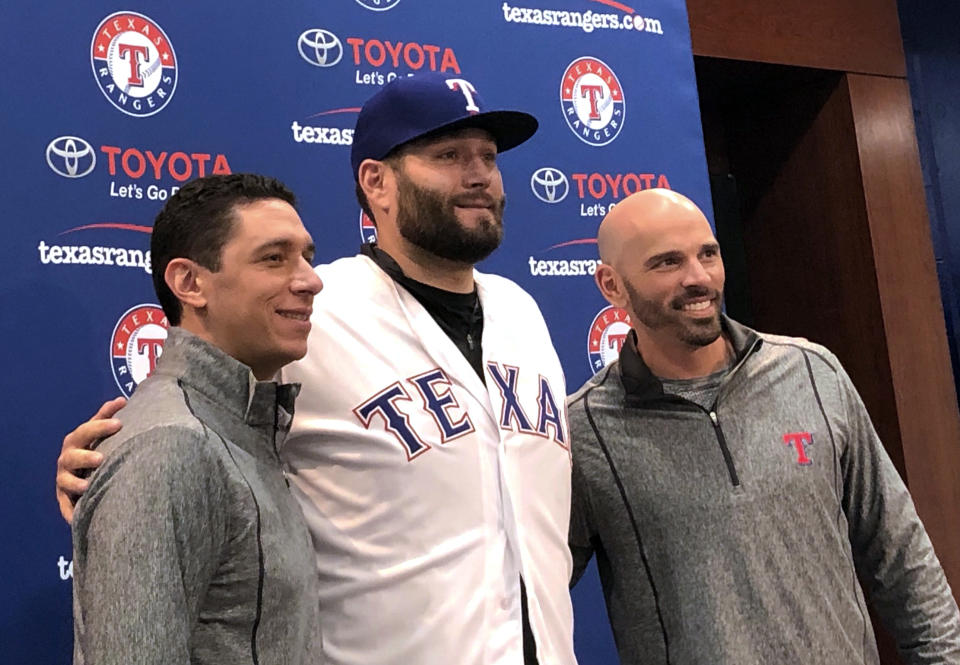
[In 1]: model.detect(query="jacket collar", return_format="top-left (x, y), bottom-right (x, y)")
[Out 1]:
top-left (153, 327), bottom-right (301, 427)
top-left (619, 315), bottom-right (761, 402)
top-left (361, 241), bottom-right (403, 281)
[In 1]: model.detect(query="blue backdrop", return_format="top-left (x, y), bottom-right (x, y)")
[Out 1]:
top-left (0, 1), bottom-right (710, 661)
top-left (899, 0), bottom-right (960, 403)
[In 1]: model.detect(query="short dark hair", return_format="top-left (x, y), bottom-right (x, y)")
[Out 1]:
top-left (151, 173), bottom-right (297, 325)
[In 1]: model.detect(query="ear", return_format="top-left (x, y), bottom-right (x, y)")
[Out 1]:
top-left (594, 263), bottom-right (628, 308)
top-left (165, 258), bottom-right (207, 311)
top-left (358, 158), bottom-right (395, 216)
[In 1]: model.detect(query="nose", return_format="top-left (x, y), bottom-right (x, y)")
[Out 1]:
top-left (681, 258), bottom-right (711, 287)
top-left (292, 259), bottom-right (323, 296)
top-left (462, 154), bottom-right (494, 189)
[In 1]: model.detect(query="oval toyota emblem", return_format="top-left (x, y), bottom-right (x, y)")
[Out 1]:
top-left (531, 167), bottom-right (569, 203)
top-left (298, 29), bottom-right (343, 67)
top-left (46, 136), bottom-right (97, 178)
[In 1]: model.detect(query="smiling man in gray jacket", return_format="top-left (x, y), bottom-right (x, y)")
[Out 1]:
top-left (71, 174), bottom-right (324, 665)
top-left (568, 188), bottom-right (960, 664)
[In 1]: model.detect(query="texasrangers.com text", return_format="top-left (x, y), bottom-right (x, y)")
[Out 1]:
top-left (529, 257), bottom-right (602, 277)
top-left (58, 556), bottom-right (74, 581)
top-left (501, 2), bottom-right (663, 34)
top-left (37, 241), bottom-right (152, 274)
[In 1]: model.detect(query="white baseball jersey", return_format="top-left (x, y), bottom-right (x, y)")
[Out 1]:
top-left (281, 254), bottom-right (576, 665)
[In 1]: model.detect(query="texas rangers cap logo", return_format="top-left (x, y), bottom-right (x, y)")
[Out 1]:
top-left (91, 12), bottom-right (178, 117)
top-left (587, 306), bottom-right (632, 373)
top-left (560, 56), bottom-right (625, 147)
top-left (110, 304), bottom-right (169, 397)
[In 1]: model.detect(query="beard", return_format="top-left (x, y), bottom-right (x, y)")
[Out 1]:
top-left (394, 171), bottom-right (505, 265)
top-left (625, 281), bottom-right (723, 347)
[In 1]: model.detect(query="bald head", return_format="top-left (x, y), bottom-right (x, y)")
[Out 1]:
top-left (597, 189), bottom-right (712, 271)
top-left (592, 188), bottom-right (725, 358)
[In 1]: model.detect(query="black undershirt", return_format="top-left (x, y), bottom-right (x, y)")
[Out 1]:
top-left (362, 243), bottom-right (539, 664)
top-left (361, 243), bottom-right (484, 377)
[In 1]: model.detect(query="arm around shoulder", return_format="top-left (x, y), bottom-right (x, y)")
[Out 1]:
top-left (56, 396), bottom-right (126, 523)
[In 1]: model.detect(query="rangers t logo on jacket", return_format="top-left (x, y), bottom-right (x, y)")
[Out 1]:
top-left (783, 431), bottom-right (813, 465)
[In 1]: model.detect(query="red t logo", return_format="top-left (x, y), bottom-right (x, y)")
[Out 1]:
top-left (607, 333), bottom-right (627, 352)
top-left (118, 43), bottom-right (149, 86)
top-left (783, 432), bottom-right (813, 465)
top-left (137, 337), bottom-right (164, 377)
top-left (580, 84), bottom-right (604, 120)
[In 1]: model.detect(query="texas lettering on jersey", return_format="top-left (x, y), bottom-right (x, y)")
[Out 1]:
top-left (354, 362), bottom-right (567, 461)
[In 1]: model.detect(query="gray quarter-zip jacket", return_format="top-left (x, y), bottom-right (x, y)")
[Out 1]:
top-left (72, 327), bottom-right (320, 665)
top-left (568, 316), bottom-right (960, 665)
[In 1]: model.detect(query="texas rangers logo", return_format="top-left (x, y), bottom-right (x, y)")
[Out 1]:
top-left (560, 56), bottom-right (625, 147)
top-left (360, 210), bottom-right (377, 243)
top-left (91, 12), bottom-right (177, 117)
top-left (588, 306), bottom-right (632, 373)
top-left (110, 304), bottom-right (169, 397)
top-left (783, 431), bottom-right (814, 465)
top-left (446, 78), bottom-right (480, 113)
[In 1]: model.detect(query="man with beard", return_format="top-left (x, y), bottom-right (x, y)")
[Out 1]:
top-left (57, 74), bottom-right (576, 665)
top-left (567, 188), bottom-right (960, 664)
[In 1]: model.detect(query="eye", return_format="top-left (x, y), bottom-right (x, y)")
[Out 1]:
top-left (648, 256), bottom-right (681, 271)
top-left (437, 149), bottom-right (457, 160)
top-left (262, 253), bottom-right (284, 263)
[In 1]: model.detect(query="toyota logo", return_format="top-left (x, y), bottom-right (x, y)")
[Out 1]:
top-left (46, 136), bottom-right (96, 178)
top-left (298, 29), bottom-right (343, 67)
top-left (531, 167), bottom-right (569, 203)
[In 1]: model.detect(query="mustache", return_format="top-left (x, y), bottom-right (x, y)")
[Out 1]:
top-left (669, 286), bottom-right (719, 310)
top-left (451, 193), bottom-right (504, 209)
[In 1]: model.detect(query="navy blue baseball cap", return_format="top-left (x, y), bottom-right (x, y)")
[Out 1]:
top-left (350, 72), bottom-right (538, 178)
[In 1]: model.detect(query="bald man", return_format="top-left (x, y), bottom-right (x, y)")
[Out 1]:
top-left (567, 189), bottom-right (960, 665)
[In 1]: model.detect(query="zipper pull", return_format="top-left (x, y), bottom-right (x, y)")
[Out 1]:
top-left (709, 411), bottom-right (719, 426)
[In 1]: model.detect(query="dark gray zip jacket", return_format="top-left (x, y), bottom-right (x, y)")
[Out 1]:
top-left (568, 317), bottom-right (960, 665)
top-left (72, 327), bottom-right (320, 665)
